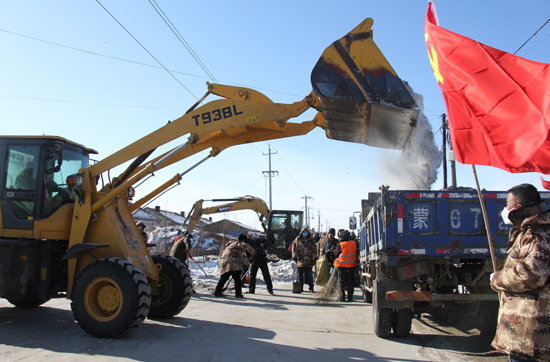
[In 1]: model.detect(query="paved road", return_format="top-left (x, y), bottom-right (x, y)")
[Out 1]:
top-left (0, 282), bottom-right (507, 362)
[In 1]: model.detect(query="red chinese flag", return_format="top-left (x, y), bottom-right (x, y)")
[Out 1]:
top-left (425, 1), bottom-right (550, 174)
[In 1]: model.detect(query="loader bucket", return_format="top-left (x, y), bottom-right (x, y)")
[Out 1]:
top-left (311, 18), bottom-right (419, 150)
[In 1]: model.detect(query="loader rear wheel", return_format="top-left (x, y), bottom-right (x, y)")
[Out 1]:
top-left (71, 258), bottom-right (151, 338)
top-left (147, 255), bottom-right (193, 319)
top-left (373, 280), bottom-right (392, 338)
top-left (392, 308), bottom-right (413, 337)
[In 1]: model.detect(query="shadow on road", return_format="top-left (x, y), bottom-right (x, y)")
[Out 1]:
top-left (0, 302), bottom-right (429, 362)
top-left (398, 313), bottom-right (507, 361)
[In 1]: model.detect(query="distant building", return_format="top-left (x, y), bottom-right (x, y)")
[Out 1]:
top-left (132, 206), bottom-right (260, 255)
top-left (132, 205), bottom-right (212, 231)
top-left (202, 219), bottom-right (260, 236)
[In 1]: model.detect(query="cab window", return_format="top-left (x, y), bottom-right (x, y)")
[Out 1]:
top-left (5, 145), bottom-right (40, 219)
top-left (6, 145), bottom-right (39, 191)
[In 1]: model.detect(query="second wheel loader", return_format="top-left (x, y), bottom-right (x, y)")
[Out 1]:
top-left (183, 196), bottom-right (303, 259)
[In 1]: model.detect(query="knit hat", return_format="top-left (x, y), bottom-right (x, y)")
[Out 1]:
top-left (328, 228), bottom-right (336, 235)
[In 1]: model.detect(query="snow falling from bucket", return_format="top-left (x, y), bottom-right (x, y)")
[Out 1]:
top-left (376, 90), bottom-right (442, 190)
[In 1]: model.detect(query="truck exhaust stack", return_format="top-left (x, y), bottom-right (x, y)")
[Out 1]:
top-left (311, 18), bottom-right (419, 150)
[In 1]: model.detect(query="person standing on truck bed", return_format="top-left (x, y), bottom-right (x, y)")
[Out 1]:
top-left (292, 227), bottom-right (317, 293)
top-left (334, 230), bottom-right (357, 302)
top-left (213, 234), bottom-right (255, 298)
top-left (247, 237), bottom-right (274, 295)
top-left (322, 228), bottom-right (340, 273)
top-left (491, 183), bottom-right (550, 362)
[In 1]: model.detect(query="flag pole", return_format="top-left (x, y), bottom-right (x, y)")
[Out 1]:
top-left (472, 165), bottom-right (499, 273)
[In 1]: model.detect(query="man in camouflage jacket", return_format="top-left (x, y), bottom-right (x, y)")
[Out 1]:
top-left (491, 183), bottom-right (550, 362)
top-left (292, 227), bottom-right (318, 292)
top-left (213, 234), bottom-right (255, 298)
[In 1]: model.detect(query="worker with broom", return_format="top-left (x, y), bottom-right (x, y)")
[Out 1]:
top-left (213, 234), bottom-right (255, 298)
top-left (334, 230), bottom-right (357, 302)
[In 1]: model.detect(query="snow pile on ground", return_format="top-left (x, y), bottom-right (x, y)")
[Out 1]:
top-left (147, 226), bottom-right (179, 254)
top-left (188, 257), bottom-right (297, 293)
top-left (147, 226), bottom-right (212, 254)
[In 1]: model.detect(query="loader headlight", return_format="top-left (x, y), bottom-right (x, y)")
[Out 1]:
top-left (66, 173), bottom-right (84, 187)
top-left (75, 174), bottom-right (84, 187)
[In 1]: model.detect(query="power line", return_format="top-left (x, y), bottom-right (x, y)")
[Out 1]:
top-left (514, 18), bottom-right (550, 54)
top-left (0, 28), bottom-right (303, 99)
top-left (274, 150), bottom-right (305, 194)
top-left (0, 94), bottom-right (184, 110)
top-left (95, 0), bottom-right (197, 99)
top-left (147, 0), bottom-right (218, 83)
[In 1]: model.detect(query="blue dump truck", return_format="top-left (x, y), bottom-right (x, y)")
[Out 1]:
top-left (358, 186), bottom-right (550, 338)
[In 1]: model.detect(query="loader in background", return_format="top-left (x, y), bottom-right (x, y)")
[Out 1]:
top-left (0, 17), bottom-right (420, 338)
top-left (182, 197), bottom-right (303, 259)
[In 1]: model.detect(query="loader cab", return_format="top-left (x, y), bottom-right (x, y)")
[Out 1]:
top-left (266, 210), bottom-right (303, 259)
top-left (0, 136), bottom-right (95, 232)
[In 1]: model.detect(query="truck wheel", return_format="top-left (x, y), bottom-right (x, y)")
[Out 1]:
top-left (71, 258), bottom-right (151, 338)
top-left (392, 308), bottom-right (413, 337)
top-left (147, 255), bottom-right (193, 319)
top-left (362, 288), bottom-right (373, 304)
top-left (479, 300), bottom-right (499, 335)
top-left (373, 281), bottom-right (392, 338)
top-left (7, 297), bottom-right (50, 308)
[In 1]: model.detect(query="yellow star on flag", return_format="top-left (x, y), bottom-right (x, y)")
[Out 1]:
top-left (425, 33), bottom-right (444, 85)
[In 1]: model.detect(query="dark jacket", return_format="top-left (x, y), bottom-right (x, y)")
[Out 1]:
top-left (247, 237), bottom-right (268, 263)
top-left (170, 235), bottom-right (192, 264)
top-left (322, 237), bottom-right (341, 265)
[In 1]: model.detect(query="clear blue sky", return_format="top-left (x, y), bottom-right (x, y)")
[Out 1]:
top-left (1, 1), bottom-right (549, 231)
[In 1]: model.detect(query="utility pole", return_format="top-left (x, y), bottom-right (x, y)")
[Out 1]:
top-left (302, 195), bottom-right (313, 227)
top-left (262, 145), bottom-right (278, 211)
top-left (442, 114), bottom-right (448, 189)
top-left (446, 116), bottom-right (457, 188)
top-left (317, 209), bottom-right (321, 232)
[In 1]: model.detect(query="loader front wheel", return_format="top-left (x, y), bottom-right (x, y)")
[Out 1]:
top-left (148, 255), bottom-right (193, 319)
top-left (71, 258), bottom-right (151, 338)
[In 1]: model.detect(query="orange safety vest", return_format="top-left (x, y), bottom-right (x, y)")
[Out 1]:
top-left (334, 240), bottom-right (357, 268)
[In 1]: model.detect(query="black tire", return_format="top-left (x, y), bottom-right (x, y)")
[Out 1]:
top-left (393, 308), bottom-right (413, 337)
top-left (7, 298), bottom-right (50, 308)
top-left (479, 300), bottom-right (499, 335)
top-left (147, 255), bottom-right (193, 319)
top-left (373, 280), bottom-right (392, 338)
top-left (362, 285), bottom-right (373, 304)
top-left (71, 258), bottom-right (151, 338)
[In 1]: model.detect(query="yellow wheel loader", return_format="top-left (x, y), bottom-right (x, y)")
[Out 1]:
top-left (182, 196), bottom-right (303, 259)
top-left (0, 17), bottom-right (419, 338)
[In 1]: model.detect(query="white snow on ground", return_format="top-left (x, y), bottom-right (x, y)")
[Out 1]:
top-left (147, 226), bottom-right (179, 254)
top-left (188, 257), bottom-right (298, 293)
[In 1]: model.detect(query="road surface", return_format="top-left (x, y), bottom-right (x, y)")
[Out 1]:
top-left (0, 282), bottom-right (507, 362)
